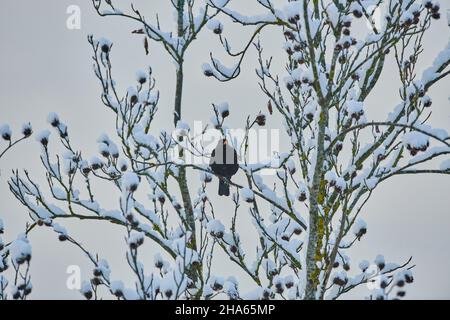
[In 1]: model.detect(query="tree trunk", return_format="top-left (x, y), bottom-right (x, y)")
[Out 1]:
top-left (304, 103), bottom-right (328, 300)
top-left (171, 0), bottom-right (199, 294)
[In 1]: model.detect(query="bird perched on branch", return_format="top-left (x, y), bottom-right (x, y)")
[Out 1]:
top-left (209, 139), bottom-right (239, 196)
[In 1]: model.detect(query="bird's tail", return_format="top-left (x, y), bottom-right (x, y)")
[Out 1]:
top-left (218, 180), bottom-right (230, 196)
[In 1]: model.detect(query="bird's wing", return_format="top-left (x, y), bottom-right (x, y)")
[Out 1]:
top-left (209, 148), bottom-right (216, 165)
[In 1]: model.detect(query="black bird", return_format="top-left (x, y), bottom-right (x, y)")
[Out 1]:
top-left (209, 139), bottom-right (239, 196)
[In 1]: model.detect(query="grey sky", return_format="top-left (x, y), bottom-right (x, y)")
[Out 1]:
top-left (0, 0), bottom-right (449, 299)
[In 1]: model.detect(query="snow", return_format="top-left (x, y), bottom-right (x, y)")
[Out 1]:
top-left (202, 63), bottom-right (214, 77)
top-left (35, 130), bottom-right (51, 145)
top-left (80, 281), bottom-right (92, 295)
top-left (335, 177), bottom-right (346, 191)
top-left (209, 275), bottom-right (225, 290)
top-left (3, 0), bottom-right (444, 301)
top-left (160, 276), bottom-right (177, 300)
top-left (97, 259), bottom-right (111, 280)
top-left (136, 70), bottom-right (147, 84)
top-left (296, 183), bottom-right (309, 202)
top-left (217, 102), bottom-right (230, 116)
top-left (402, 131), bottom-right (429, 149)
top-left (176, 121), bottom-right (190, 137)
top-left (324, 170), bottom-right (337, 183)
top-left (399, 11), bottom-right (413, 25)
top-left (208, 0), bottom-right (230, 9)
top-left (417, 124), bottom-right (449, 140)
top-left (211, 57), bottom-right (240, 78)
top-left (242, 287), bottom-right (264, 300)
top-left (374, 254), bottom-right (385, 270)
top-left (286, 158), bottom-right (296, 174)
top-left (97, 37), bottom-right (112, 50)
top-left (117, 158), bottom-right (128, 172)
top-left (0, 124), bottom-right (12, 140)
top-left (304, 103), bottom-right (317, 120)
top-left (200, 171), bottom-right (213, 183)
top-left (110, 280), bottom-right (124, 296)
top-left (207, 219), bottom-right (225, 237)
top-left (128, 232), bottom-right (145, 248)
top-left (21, 122), bottom-right (33, 136)
top-left (345, 100), bottom-right (364, 117)
top-left (359, 260), bottom-right (370, 272)
top-left (98, 208), bottom-right (122, 221)
top-left (154, 253), bottom-right (165, 268)
top-left (52, 223), bottom-right (68, 236)
top-left (206, 19), bottom-right (223, 34)
top-left (440, 159), bottom-right (450, 171)
top-left (273, 275), bottom-right (284, 288)
top-left (333, 271), bottom-right (348, 285)
top-left (409, 146), bottom-right (450, 165)
top-left (9, 234), bottom-right (32, 265)
top-left (326, 3), bottom-right (340, 27)
top-left (220, 6), bottom-right (276, 25)
top-left (0, 275), bottom-right (7, 290)
top-left (262, 258), bottom-right (277, 276)
top-left (352, 219), bottom-right (367, 237)
top-left (371, 289), bottom-right (386, 300)
top-left (422, 39), bottom-right (450, 84)
top-left (365, 177), bottom-right (378, 190)
top-left (97, 142), bottom-right (110, 158)
top-left (276, 170), bottom-right (287, 182)
top-left (240, 188), bottom-right (255, 202)
top-left (224, 278), bottom-right (239, 299)
top-left (47, 112), bottom-right (60, 126)
top-left (121, 172), bottom-right (140, 192)
top-left (89, 156), bottom-right (103, 169)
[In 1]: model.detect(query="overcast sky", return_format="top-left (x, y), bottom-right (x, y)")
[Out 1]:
top-left (0, 0), bottom-right (450, 299)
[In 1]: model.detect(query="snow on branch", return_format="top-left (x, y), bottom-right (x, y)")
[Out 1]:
top-left (1, 0), bottom-right (449, 301)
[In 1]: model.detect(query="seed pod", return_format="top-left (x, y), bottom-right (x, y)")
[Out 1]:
top-left (22, 124), bottom-right (33, 137)
top-left (431, 12), bottom-right (440, 20)
top-left (431, 4), bottom-right (440, 13)
top-left (256, 113), bottom-right (266, 126)
top-left (396, 279), bottom-right (405, 287)
top-left (101, 44), bottom-right (110, 53)
top-left (93, 268), bottom-right (102, 277)
top-left (204, 69), bottom-right (214, 77)
top-left (113, 288), bottom-right (123, 298)
top-left (91, 277), bottom-right (102, 286)
top-left (165, 289), bottom-right (173, 299)
top-left (24, 285), bottom-right (32, 296)
top-left (285, 281), bottom-right (294, 289)
top-left (284, 30), bottom-right (295, 40)
top-left (297, 192), bottom-right (307, 202)
top-left (353, 10), bottom-right (363, 18)
top-left (213, 25), bottom-right (223, 35)
top-left (155, 260), bottom-right (164, 269)
top-left (212, 281), bottom-right (223, 291)
top-left (12, 290), bottom-right (21, 300)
